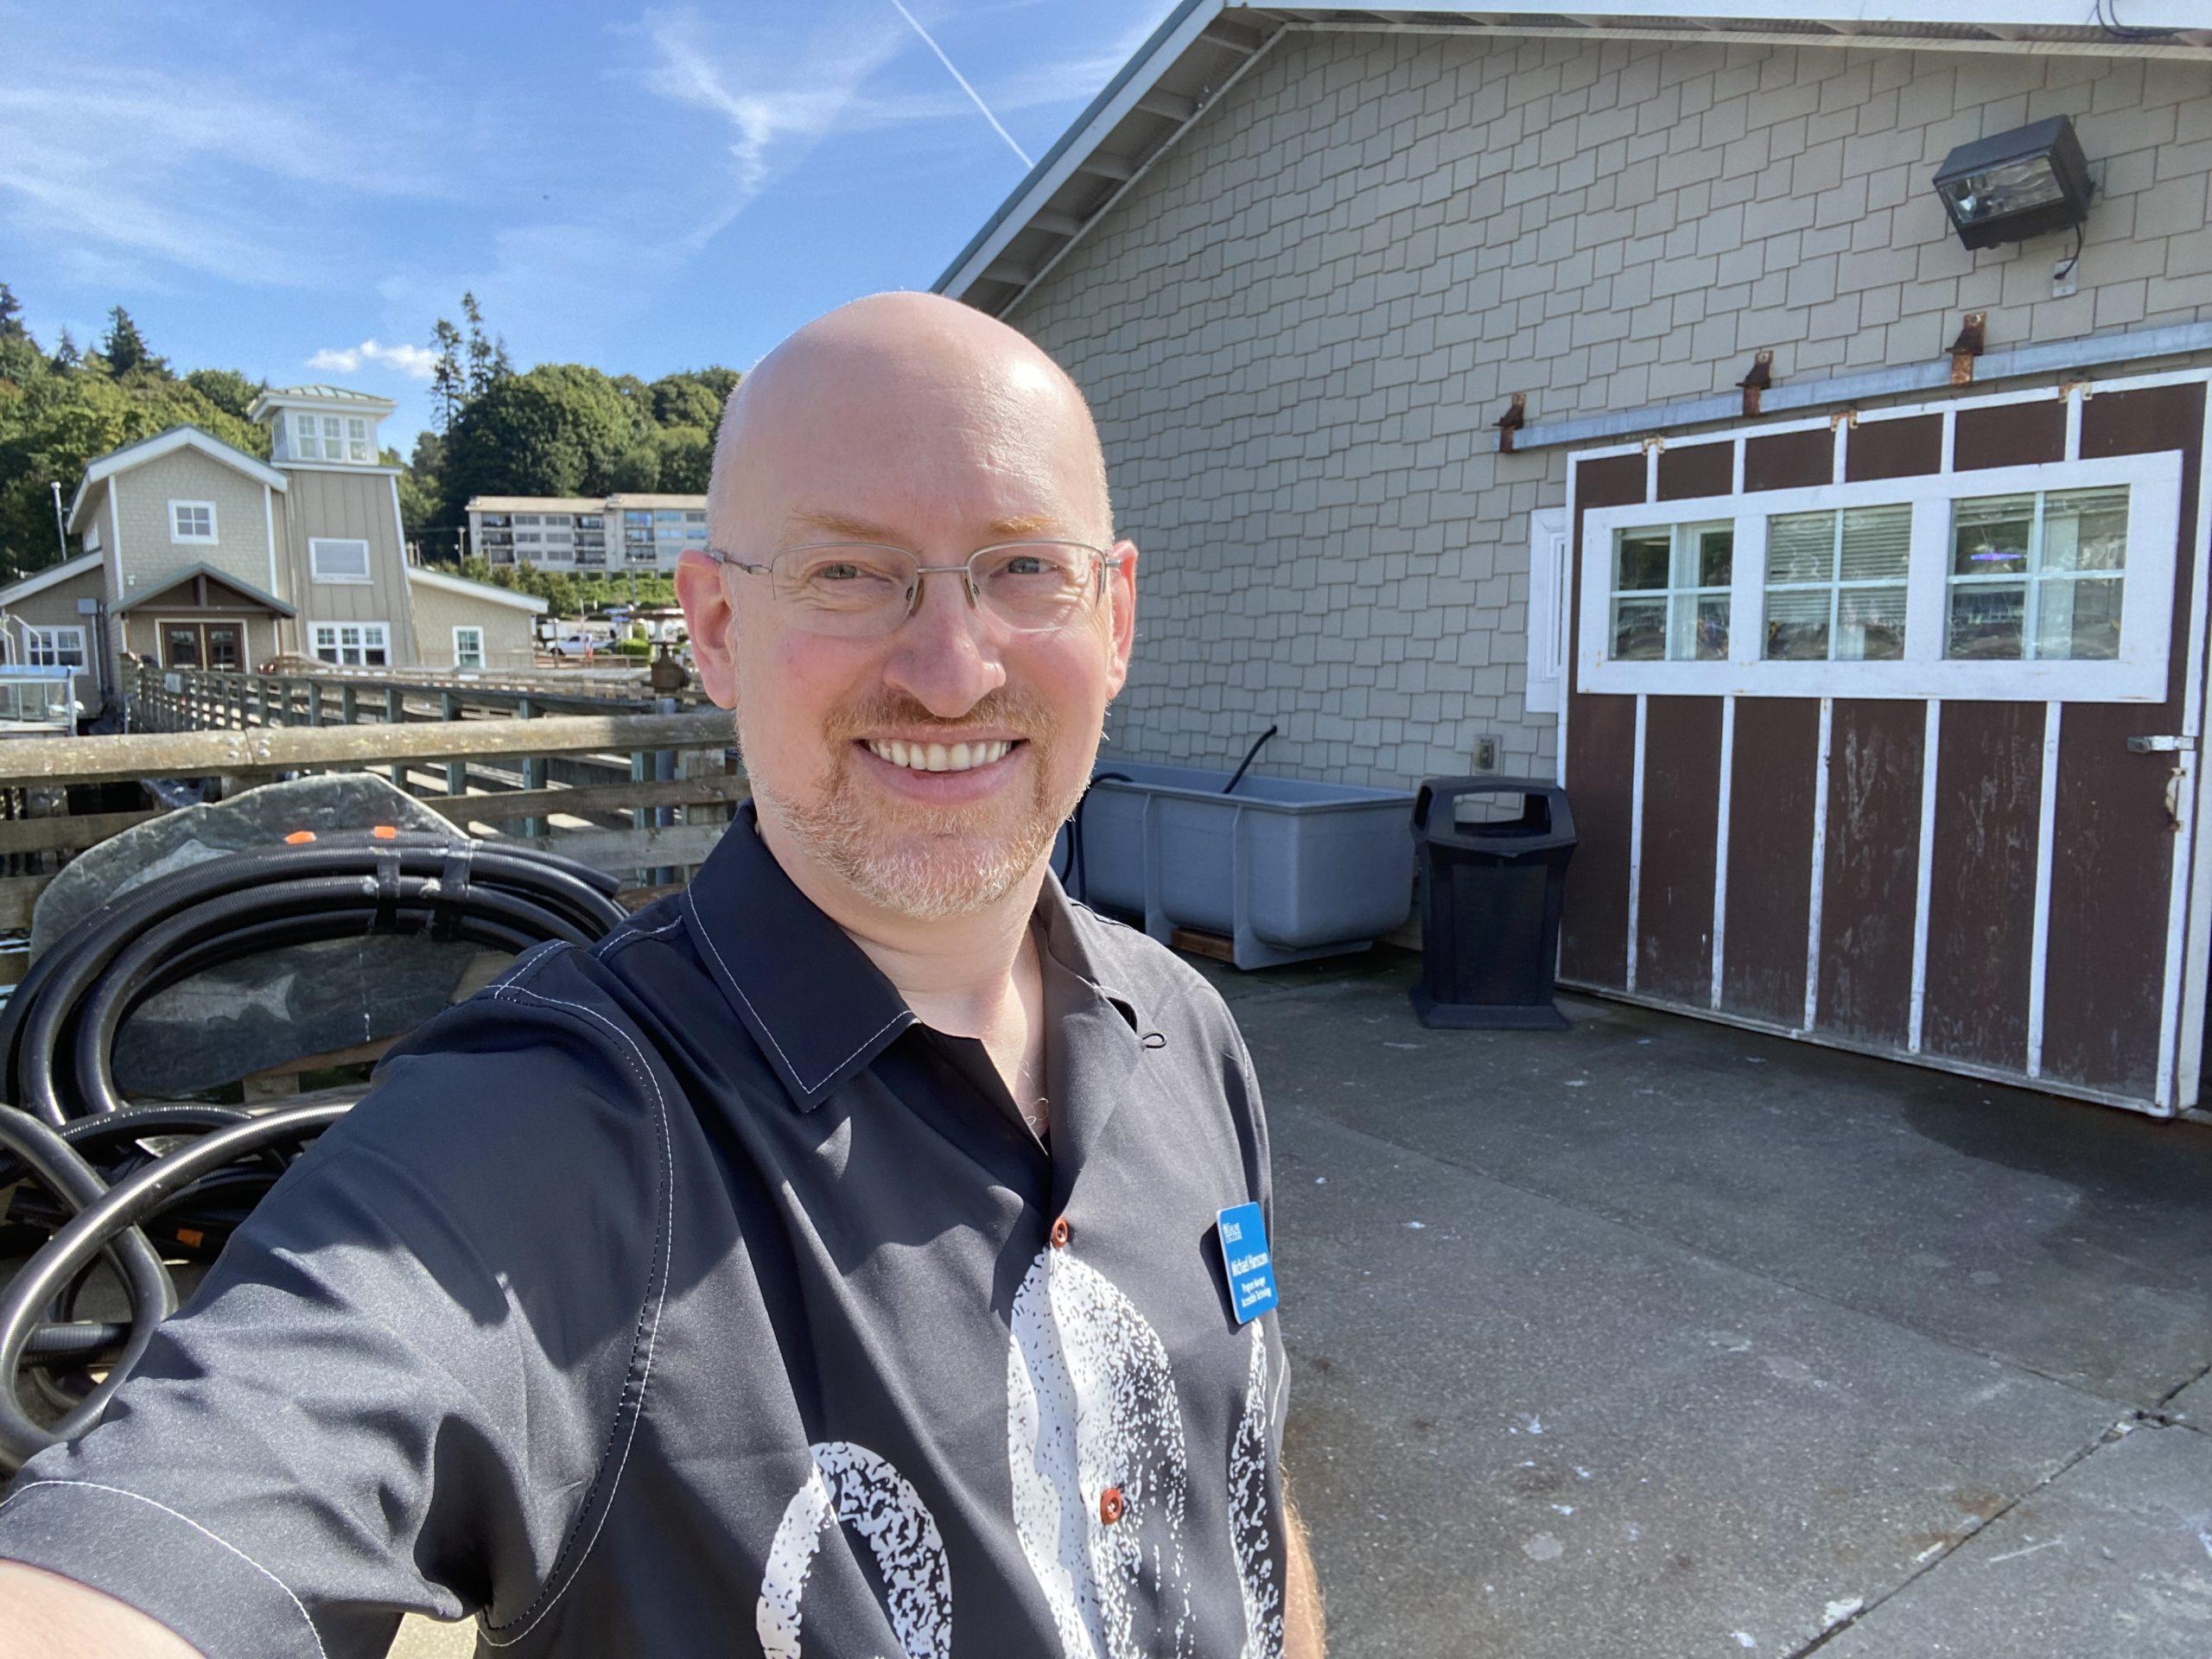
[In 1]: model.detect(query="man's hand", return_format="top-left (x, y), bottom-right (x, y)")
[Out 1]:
top-left (0, 1561), bottom-right (203, 1658)
top-left (1283, 1493), bottom-right (1326, 1658)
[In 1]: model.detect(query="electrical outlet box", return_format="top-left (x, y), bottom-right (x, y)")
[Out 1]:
top-left (1472, 734), bottom-right (1500, 772)
top-left (2052, 257), bottom-right (2079, 299)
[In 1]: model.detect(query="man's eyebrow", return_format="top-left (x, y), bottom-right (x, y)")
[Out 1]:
top-left (781, 507), bottom-right (1074, 543)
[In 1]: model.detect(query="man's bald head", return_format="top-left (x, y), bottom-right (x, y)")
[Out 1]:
top-left (708, 291), bottom-right (1112, 549)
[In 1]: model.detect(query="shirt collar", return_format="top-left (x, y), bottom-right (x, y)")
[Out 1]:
top-left (683, 803), bottom-right (1137, 1112)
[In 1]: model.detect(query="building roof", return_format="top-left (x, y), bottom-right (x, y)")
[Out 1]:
top-left (933, 0), bottom-right (2212, 316)
top-left (604, 493), bottom-right (709, 509)
top-left (408, 564), bottom-right (551, 613)
top-left (467, 496), bottom-right (609, 514)
top-left (246, 384), bottom-right (397, 420)
top-left (114, 563), bottom-right (296, 617)
top-left (67, 427), bottom-right (287, 533)
top-left (0, 550), bottom-right (105, 610)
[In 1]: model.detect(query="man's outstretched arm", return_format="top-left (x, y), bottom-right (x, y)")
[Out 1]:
top-left (1284, 1493), bottom-right (1326, 1658)
top-left (0, 1561), bottom-right (203, 1658)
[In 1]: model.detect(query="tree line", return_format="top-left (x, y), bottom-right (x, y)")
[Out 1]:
top-left (0, 282), bottom-right (739, 577)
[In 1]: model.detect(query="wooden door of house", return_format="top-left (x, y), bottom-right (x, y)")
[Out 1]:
top-left (160, 620), bottom-right (243, 671)
top-left (1557, 372), bottom-right (2212, 1116)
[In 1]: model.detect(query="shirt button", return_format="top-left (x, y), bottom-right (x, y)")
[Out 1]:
top-left (1098, 1486), bottom-right (1124, 1525)
top-left (1049, 1216), bottom-right (1072, 1249)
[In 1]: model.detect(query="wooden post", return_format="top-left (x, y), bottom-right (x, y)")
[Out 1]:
top-left (307, 679), bottom-right (323, 728)
top-left (255, 679), bottom-right (270, 728)
top-left (519, 696), bottom-right (546, 840)
top-left (340, 684), bottom-right (359, 727)
top-left (386, 687), bottom-right (407, 791)
top-left (441, 691), bottom-right (464, 797)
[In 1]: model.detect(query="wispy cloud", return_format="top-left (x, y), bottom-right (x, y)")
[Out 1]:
top-left (308, 340), bottom-right (439, 380)
top-left (626, 2), bottom-right (1153, 249)
top-left (634, 6), bottom-right (912, 248)
top-left (0, 41), bottom-right (450, 289)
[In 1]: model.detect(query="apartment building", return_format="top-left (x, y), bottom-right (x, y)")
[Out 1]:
top-left (467, 493), bottom-right (709, 572)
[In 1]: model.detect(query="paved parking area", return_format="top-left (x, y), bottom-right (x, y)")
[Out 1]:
top-left (1222, 949), bottom-right (2212, 1658)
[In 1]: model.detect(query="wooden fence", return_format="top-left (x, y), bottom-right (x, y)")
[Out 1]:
top-left (0, 659), bottom-right (747, 931)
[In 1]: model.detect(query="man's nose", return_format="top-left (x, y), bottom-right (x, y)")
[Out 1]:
top-left (879, 568), bottom-right (1007, 716)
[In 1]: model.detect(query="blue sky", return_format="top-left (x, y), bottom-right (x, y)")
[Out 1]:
top-left (0, 0), bottom-right (1174, 450)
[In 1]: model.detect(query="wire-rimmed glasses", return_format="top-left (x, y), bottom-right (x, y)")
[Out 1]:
top-left (705, 540), bottom-right (1111, 639)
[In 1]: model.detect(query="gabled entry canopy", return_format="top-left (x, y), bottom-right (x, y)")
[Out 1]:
top-left (114, 563), bottom-right (296, 618)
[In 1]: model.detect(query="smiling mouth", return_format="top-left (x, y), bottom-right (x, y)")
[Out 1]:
top-left (861, 738), bottom-right (1021, 774)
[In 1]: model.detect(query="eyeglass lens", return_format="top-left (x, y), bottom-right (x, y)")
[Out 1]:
top-left (768, 543), bottom-right (1100, 636)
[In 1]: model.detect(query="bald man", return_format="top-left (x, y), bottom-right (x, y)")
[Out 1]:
top-left (0, 294), bottom-right (1324, 1659)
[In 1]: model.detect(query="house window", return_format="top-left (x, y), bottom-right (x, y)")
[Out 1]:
top-left (169, 500), bottom-right (217, 543)
top-left (309, 537), bottom-right (372, 583)
top-left (1947, 487), bottom-right (2127, 662)
top-left (1611, 520), bottom-right (1732, 661)
top-left (293, 414), bottom-right (321, 459)
top-left (453, 626), bottom-right (486, 669)
top-left (346, 417), bottom-right (370, 462)
top-left (1577, 443), bottom-right (2179, 702)
top-left (311, 621), bottom-right (390, 667)
top-left (1764, 505), bottom-right (1912, 662)
top-left (23, 626), bottom-right (86, 671)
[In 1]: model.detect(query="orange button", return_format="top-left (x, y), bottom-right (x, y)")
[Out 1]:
top-left (283, 830), bottom-right (316, 844)
top-left (1098, 1486), bottom-right (1124, 1525)
top-left (1049, 1216), bottom-right (1071, 1249)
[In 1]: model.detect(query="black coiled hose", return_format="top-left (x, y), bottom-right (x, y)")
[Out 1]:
top-left (0, 830), bottom-right (628, 1471)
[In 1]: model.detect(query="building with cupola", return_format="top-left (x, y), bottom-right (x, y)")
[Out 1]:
top-left (0, 385), bottom-right (543, 721)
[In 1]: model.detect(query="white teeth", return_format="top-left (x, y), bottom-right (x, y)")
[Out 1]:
top-left (865, 738), bottom-right (1014, 773)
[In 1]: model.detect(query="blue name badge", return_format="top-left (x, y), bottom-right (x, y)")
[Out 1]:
top-left (1216, 1202), bottom-right (1279, 1325)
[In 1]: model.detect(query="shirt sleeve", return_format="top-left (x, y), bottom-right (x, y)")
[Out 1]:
top-left (0, 951), bottom-right (671, 1659)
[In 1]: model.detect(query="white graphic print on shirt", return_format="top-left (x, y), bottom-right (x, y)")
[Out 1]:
top-left (756, 1250), bottom-right (1279, 1657)
top-left (1007, 1247), bottom-right (1197, 1659)
top-left (1230, 1323), bottom-right (1284, 1659)
top-left (756, 1439), bottom-right (954, 1659)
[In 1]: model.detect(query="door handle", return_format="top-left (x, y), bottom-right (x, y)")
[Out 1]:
top-left (2127, 734), bottom-right (2194, 753)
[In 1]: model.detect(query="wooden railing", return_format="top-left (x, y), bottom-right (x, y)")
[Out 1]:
top-left (0, 664), bottom-right (747, 930)
top-left (125, 656), bottom-right (681, 731)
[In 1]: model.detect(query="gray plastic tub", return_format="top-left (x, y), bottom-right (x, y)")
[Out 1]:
top-left (1058, 761), bottom-right (1417, 969)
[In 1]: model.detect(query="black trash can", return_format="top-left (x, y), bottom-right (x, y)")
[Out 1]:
top-left (1409, 777), bottom-right (1577, 1030)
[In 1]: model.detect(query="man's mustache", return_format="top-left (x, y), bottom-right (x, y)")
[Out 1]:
top-left (824, 690), bottom-right (1058, 741)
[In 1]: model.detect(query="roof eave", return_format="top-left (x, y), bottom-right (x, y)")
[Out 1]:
top-left (936, 1), bottom-right (2212, 315)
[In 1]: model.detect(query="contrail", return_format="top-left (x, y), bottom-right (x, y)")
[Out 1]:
top-left (886, 0), bottom-right (1033, 168)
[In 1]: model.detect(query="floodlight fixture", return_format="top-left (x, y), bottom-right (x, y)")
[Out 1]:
top-left (1933, 116), bottom-right (2094, 251)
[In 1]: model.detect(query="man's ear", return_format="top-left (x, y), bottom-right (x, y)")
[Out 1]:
top-left (673, 549), bottom-right (738, 709)
top-left (1103, 537), bottom-right (1138, 699)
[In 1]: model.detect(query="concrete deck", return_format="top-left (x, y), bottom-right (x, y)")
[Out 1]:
top-left (207, 945), bottom-right (2212, 1656)
top-left (1221, 949), bottom-right (2212, 1658)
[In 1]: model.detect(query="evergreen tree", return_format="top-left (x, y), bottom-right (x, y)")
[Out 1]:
top-left (429, 318), bottom-right (466, 432)
top-left (462, 291), bottom-right (494, 399)
top-left (0, 283), bottom-right (26, 342)
top-left (99, 306), bottom-right (163, 376)
top-left (50, 327), bottom-right (79, 370)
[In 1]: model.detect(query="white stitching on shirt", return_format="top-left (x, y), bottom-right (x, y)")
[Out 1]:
top-left (0, 1478), bottom-right (329, 1659)
top-left (683, 890), bottom-right (907, 1096)
top-left (476, 983), bottom-right (674, 1647)
top-left (600, 912), bottom-right (685, 959)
